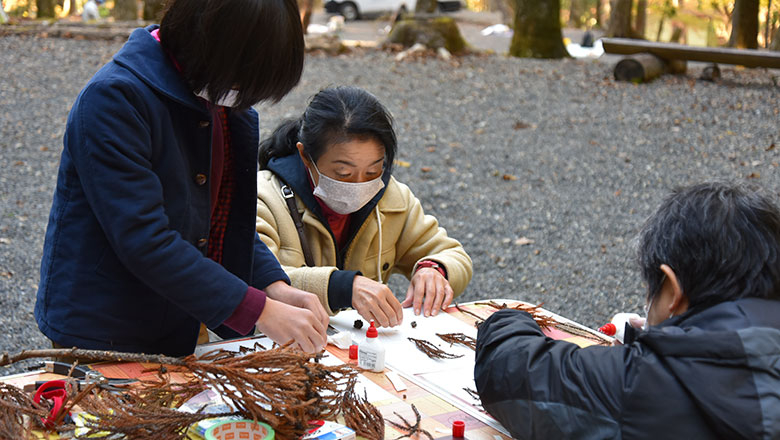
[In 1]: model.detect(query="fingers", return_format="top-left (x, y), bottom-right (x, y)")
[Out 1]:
top-left (412, 280), bottom-right (424, 316)
top-left (401, 285), bottom-right (415, 308)
top-left (420, 275), bottom-right (432, 317)
top-left (256, 299), bottom-right (326, 354)
top-left (628, 316), bottom-right (646, 329)
top-left (441, 284), bottom-right (454, 311)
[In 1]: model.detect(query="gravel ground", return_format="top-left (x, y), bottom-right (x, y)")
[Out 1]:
top-left (1, 35), bottom-right (779, 375)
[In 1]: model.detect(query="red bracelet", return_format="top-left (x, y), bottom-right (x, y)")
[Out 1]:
top-left (415, 260), bottom-right (447, 278)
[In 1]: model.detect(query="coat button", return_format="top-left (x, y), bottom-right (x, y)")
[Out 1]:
top-left (382, 262), bottom-right (390, 271)
top-left (195, 173), bottom-right (207, 185)
top-left (197, 238), bottom-right (208, 248)
top-left (199, 120), bottom-right (210, 128)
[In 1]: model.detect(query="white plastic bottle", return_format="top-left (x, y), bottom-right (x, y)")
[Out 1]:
top-left (609, 313), bottom-right (641, 344)
top-left (358, 321), bottom-right (385, 372)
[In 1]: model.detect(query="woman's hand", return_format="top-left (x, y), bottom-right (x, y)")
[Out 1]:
top-left (401, 268), bottom-right (454, 317)
top-left (264, 280), bottom-right (329, 329)
top-left (351, 275), bottom-right (403, 328)
top-left (255, 297), bottom-right (327, 353)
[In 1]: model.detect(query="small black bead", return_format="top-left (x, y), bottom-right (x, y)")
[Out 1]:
top-left (353, 319), bottom-right (363, 329)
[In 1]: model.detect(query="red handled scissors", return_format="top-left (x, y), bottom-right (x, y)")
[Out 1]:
top-left (32, 379), bottom-right (70, 429)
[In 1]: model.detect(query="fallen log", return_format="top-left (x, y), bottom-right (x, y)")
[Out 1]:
top-left (614, 52), bottom-right (687, 82)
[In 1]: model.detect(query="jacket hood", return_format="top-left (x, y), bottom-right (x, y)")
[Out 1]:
top-left (638, 297), bottom-right (780, 439)
top-left (112, 26), bottom-right (205, 113)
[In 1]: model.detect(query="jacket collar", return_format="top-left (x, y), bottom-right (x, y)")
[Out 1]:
top-left (638, 297), bottom-right (780, 358)
top-left (112, 26), bottom-right (206, 114)
top-left (266, 153), bottom-right (393, 216)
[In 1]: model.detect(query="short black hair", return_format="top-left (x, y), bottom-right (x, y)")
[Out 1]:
top-left (159, 0), bottom-right (304, 110)
top-left (258, 86), bottom-right (397, 172)
top-left (638, 182), bottom-right (780, 309)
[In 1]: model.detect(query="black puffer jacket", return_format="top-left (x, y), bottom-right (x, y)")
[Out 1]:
top-left (475, 298), bottom-right (780, 439)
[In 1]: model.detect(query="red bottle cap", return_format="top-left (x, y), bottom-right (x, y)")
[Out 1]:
top-left (366, 320), bottom-right (378, 338)
top-left (598, 323), bottom-right (617, 336)
top-left (348, 344), bottom-right (358, 360)
top-left (452, 420), bottom-right (465, 438)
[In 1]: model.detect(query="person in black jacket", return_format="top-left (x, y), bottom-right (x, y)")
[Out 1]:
top-left (475, 182), bottom-right (780, 439)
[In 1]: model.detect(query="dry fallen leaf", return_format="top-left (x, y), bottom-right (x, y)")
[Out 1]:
top-left (448, 167), bottom-right (457, 173)
top-left (513, 121), bottom-right (531, 130)
top-left (426, 146), bottom-right (437, 153)
top-left (502, 174), bottom-right (518, 181)
top-left (394, 159), bottom-right (411, 168)
top-left (515, 237), bottom-right (534, 246)
top-left (421, 167), bottom-right (432, 173)
top-left (748, 172), bottom-right (761, 179)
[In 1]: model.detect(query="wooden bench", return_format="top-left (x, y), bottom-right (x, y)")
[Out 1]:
top-left (602, 37), bottom-right (780, 82)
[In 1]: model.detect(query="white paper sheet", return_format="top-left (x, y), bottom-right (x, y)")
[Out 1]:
top-left (329, 308), bottom-right (477, 375)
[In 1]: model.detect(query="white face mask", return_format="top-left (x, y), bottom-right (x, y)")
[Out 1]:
top-left (195, 89), bottom-right (240, 108)
top-left (307, 160), bottom-right (385, 215)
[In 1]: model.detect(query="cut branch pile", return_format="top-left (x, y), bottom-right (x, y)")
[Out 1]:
top-left (0, 344), bottom-right (376, 439)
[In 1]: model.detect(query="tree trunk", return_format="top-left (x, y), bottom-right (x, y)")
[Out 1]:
top-left (415, 0), bottom-right (437, 13)
top-left (569, 0), bottom-right (585, 27)
top-left (113, 0), bottom-right (137, 20)
top-left (764, 0), bottom-right (772, 48)
top-left (634, 0), bottom-right (646, 39)
top-left (36, 0), bottom-right (57, 18)
top-left (595, 0), bottom-right (604, 28)
top-left (143, 0), bottom-right (166, 21)
top-left (509, 0), bottom-right (567, 58)
top-left (728, 0), bottom-right (759, 49)
top-left (606, 0), bottom-right (633, 38)
top-left (771, 27), bottom-right (780, 51)
top-left (488, 0), bottom-right (513, 25)
top-left (300, 0), bottom-right (313, 34)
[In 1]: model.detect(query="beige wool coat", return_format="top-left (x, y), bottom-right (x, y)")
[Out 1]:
top-left (256, 170), bottom-right (473, 315)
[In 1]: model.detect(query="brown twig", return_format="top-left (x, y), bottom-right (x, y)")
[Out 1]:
top-left (436, 333), bottom-right (477, 350)
top-left (408, 338), bottom-right (463, 360)
top-left (476, 301), bottom-right (611, 344)
top-left (463, 387), bottom-right (480, 401)
top-left (387, 403), bottom-right (433, 440)
top-left (0, 348), bottom-right (185, 368)
top-left (454, 303), bottom-right (485, 327)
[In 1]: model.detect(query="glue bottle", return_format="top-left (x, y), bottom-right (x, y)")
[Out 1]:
top-left (358, 320), bottom-right (385, 372)
top-left (598, 313), bottom-right (641, 344)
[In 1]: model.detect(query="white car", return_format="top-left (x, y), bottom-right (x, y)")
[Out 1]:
top-left (324, 0), bottom-right (461, 21)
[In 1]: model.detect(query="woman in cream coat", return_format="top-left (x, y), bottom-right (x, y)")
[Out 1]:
top-left (256, 86), bottom-right (472, 327)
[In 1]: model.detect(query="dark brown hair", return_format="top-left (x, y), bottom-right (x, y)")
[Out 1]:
top-left (159, 0), bottom-right (304, 110)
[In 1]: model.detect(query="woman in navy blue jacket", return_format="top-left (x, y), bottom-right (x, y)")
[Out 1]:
top-left (35, 0), bottom-right (329, 356)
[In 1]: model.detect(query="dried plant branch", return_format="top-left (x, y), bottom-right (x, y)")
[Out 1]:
top-left (463, 387), bottom-right (480, 401)
top-left (180, 344), bottom-right (357, 439)
top-left (0, 384), bottom-right (49, 438)
top-left (454, 303), bottom-right (485, 327)
top-left (407, 338), bottom-right (463, 360)
top-left (0, 348), bottom-right (185, 368)
top-left (436, 333), bottom-right (477, 350)
top-left (478, 301), bottom-right (610, 344)
top-left (1, 344), bottom-right (361, 439)
top-left (386, 403), bottom-right (433, 440)
top-left (338, 377), bottom-right (384, 440)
